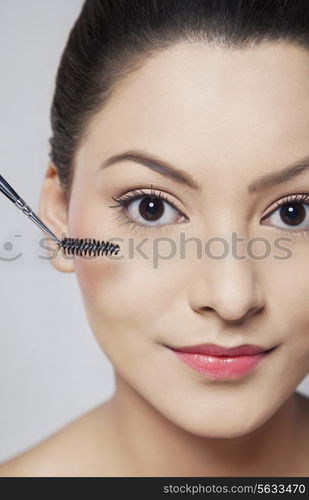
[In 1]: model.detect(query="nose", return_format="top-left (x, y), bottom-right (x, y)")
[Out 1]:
top-left (187, 254), bottom-right (265, 323)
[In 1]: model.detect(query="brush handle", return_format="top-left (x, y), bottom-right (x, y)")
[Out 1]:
top-left (0, 174), bottom-right (20, 203)
top-left (0, 174), bottom-right (61, 245)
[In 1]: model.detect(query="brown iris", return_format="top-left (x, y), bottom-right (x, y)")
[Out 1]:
top-left (138, 196), bottom-right (165, 221)
top-left (280, 203), bottom-right (306, 226)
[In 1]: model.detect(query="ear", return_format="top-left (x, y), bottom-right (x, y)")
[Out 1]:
top-left (38, 163), bottom-right (74, 273)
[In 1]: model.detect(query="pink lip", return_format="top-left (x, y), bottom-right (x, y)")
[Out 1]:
top-left (168, 344), bottom-right (276, 380)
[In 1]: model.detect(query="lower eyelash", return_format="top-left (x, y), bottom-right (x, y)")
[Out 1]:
top-left (111, 210), bottom-right (167, 233)
top-left (275, 228), bottom-right (309, 240)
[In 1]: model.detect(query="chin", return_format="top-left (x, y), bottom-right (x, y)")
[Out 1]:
top-left (162, 405), bottom-right (270, 439)
top-left (179, 418), bottom-right (266, 439)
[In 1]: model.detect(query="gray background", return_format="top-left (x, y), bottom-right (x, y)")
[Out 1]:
top-left (0, 0), bottom-right (308, 463)
top-left (0, 0), bottom-right (115, 463)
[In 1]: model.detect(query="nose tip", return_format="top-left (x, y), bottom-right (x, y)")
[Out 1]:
top-left (192, 295), bottom-right (264, 324)
top-left (188, 258), bottom-right (265, 323)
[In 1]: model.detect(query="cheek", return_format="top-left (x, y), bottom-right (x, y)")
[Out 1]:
top-left (270, 259), bottom-right (309, 328)
top-left (73, 252), bottom-right (183, 334)
top-left (265, 258), bottom-right (309, 374)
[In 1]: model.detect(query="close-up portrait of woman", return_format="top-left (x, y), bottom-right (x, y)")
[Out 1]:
top-left (0, 0), bottom-right (308, 478)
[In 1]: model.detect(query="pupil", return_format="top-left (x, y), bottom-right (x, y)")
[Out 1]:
top-left (280, 203), bottom-right (305, 226)
top-left (139, 196), bottom-right (164, 221)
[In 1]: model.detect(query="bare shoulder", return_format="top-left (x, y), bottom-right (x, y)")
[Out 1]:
top-left (0, 400), bottom-right (118, 477)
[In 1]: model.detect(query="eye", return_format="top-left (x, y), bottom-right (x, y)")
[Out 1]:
top-left (109, 186), bottom-right (188, 231)
top-left (261, 193), bottom-right (309, 233)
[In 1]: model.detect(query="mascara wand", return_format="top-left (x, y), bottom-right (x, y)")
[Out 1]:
top-left (0, 174), bottom-right (120, 257)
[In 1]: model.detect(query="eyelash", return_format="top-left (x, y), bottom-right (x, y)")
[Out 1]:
top-left (109, 185), bottom-right (185, 233)
top-left (261, 193), bottom-right (309, 239)
top-left (109, 187), bottom-right (309, 238)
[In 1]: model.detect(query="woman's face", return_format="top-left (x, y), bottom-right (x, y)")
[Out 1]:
top-left (64, 42), bottom-right (309, 437)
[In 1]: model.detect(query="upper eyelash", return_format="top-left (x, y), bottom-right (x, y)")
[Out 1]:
top-left (110, 186), bottom-right (174, 206)
top-left (264, 193), bottom-right (309, 214)
top-left (261, 193), bottom-right (309, 221)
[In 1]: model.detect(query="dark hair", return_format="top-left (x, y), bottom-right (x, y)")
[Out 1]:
top-left (49, 0), bottom-right (309, 205)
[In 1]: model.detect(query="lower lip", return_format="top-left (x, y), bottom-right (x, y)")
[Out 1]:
top-left (170, 348), bottom-right (272, 380)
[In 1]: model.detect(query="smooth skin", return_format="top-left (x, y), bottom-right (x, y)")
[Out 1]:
top-left (1, 41), bottom-right (309, 476)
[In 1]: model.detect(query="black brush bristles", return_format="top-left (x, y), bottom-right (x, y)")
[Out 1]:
top-left (57, 237), bottom-right (120, 257)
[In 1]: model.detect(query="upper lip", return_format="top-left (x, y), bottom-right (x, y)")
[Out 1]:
top-left (169, 343), bottom-right (274, 356)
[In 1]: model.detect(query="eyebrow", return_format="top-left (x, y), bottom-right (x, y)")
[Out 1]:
top-left (248, 155), bottom-right (309, 194)
top-left (100, 150), bottom-right (200, 191)
top-left (99, 149), bottom-right (309, 194)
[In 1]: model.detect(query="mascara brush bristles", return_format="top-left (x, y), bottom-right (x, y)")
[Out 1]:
top-left (57, 237), bottom-right (120, 257)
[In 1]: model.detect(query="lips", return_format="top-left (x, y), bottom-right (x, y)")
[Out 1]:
top-left (168, 343), bottom-right (277, 379)
top-left (171, 343), bottom-right (273, 356)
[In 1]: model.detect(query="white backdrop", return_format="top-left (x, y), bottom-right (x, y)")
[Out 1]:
top-left (0, 0), bottom-right (308, 463)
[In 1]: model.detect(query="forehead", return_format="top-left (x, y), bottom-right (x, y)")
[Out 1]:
top-left (78, 41), bottom-right (309, 181)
